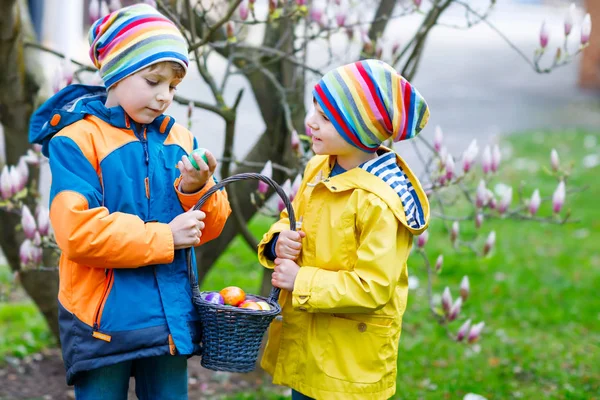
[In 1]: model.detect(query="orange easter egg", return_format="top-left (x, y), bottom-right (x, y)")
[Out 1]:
top-left (219, 286), bottom-right (246, 306)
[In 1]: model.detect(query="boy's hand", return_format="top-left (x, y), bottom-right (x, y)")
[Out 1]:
top-left (275, 230), bottom-right (306, 260)
top-left (169, 209), bottom-right (206, 249)
top-left (178, 150), bottom-right (217, 193)
top-left (272, 258), bottom-right (300, 292)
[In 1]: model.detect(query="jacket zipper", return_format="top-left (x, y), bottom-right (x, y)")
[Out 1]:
top-left (92, 269), bottom-right (114, 341)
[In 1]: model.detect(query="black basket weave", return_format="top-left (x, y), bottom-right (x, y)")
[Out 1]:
top-left (186, 172), bottom-right (296, 373)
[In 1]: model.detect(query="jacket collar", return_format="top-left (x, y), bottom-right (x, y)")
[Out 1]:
top-left (29, 84), bottom-right (175, 157)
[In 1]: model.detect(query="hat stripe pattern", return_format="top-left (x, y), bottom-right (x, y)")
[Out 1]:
top-left (89, 4), bottom-right (189, 88)
top-left (313, 59), bottom-right (429, 152)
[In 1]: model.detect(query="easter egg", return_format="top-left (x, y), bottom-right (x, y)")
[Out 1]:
top-left (256, 301), bottom-right (272, 311)
top-left (240, 301), bottom-right (262, 310)
top-left (188, 148), bottom-right (209, 169)
top-left (203, 292), bottom-right (224, 305)
top-left (219, 286), bottom-right (246, 306)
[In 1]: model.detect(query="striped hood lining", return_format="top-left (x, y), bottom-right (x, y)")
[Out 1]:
top-left (360, 152), bottom-right (426, 230)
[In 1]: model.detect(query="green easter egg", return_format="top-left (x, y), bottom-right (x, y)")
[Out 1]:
top-left (188, 148), bottom-right (209, 169)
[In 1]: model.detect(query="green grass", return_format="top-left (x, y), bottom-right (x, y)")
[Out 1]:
top-left (2, 130), bottom-right (599, 399)
top-left (0, 303), bottom-right (55, 358)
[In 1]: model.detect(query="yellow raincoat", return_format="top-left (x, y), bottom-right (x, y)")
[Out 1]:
top-left (258, 148), bottom-right (430, 399)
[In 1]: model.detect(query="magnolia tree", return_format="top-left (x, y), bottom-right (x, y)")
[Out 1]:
top-left (0, 0), bottom-right (591, 343)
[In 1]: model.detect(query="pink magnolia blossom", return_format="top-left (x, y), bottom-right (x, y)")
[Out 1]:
top-left (0, 166), bottom-right (12, 199)
top-left (10, 166), bottom-right (24, 194)
top-left (475, 213), bottom-right (484, 229)
top-left (451, 221), bottom-right (459, 244)
top-left (445, 154), bottom-right (455, 181)
top-left (468, 321), bottom-right (485, 343)
top-left (442, 287), bottom-right (452, 314)
top-left (491, 144), bottom-right (501, 172)
top-left (89, 0), bottom-right (100, 24)
top-left (278, 179), bottom-right (292, 212)
top-left (483, 230), bottom-right (496, 256)
top-left (336, 11), bottom-right (346, 27)
top-left (258, 161), bottom-right (273, 194)
top-left (309, 7), bottom-right (324, 26)
top-left (462, 140), bottom-right (479, 173)
top-left (552, 181), bottom-right (566, 213)
top-left (21, 205), bottom-right (37, 240)
top-left (498, 187), bottom-right (513, 215)
top-left (456, 319), bottom-right (471, 342)
top-left (460, 276), bottom-right (470, 301)
top-left (482, 145), bottom-right (492, 174)
top-left (37, 206), bottom-right (50, 236)
top-left (529, 189), bottom-right (541, 215)
top-left (291, 130), bottom-right (300, 151)
top-left (564, 3), bottom-right (575, 36)
top-left (448, 297), bottom-right (463, 321)
top-left (540, 20), bottom-right (549, 49)
top-left (476, 180), bottom-right (487, 208)
top-left (550, 148), bottom-right (560, 171)
top-left (239, 2), bottom-right (249, 20)
top-left (19, 239), bottom-right (33, 266)
top-left (435, 254), bottom-right (443, 273)
top-left (417, 229), bottom-right (429, 249)
top-left (581, 13), bottom-right (592, 45)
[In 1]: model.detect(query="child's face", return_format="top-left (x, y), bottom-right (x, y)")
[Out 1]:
top-left (306, 100), bottom-right (357, 157)
top-left (108, 63), bottom-right (183, 124)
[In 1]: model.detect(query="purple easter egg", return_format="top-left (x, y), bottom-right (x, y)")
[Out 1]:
top-left (204, 292), bottom-right (224, 305)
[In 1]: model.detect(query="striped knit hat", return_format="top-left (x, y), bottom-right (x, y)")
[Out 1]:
top-left (88, 3), bottom-right (189, 89)
top-left (313, 59), bottom-right (430, 153)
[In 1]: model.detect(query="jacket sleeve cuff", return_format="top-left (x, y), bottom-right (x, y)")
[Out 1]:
top-left (257, 222), bottom-right (288, 268)
top-left (292, 266), bottom-right (320, 312)
top-left (145, 221), bottom-right (175, 264)
top-left (174, 176), bottom-right (215, 211)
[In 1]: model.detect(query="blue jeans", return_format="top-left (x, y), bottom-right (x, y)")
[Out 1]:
top-left (74, 355), bottom-right (188, 400)
top-left (292, 389), bottom-right (314, 400)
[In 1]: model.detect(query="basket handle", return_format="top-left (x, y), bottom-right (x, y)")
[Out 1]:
top-left (186, 172), bottom-right (296, 305)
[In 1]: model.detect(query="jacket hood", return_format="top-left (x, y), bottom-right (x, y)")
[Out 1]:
top-left (315, 147), bottom-right (430, 234)
top-left (29, 84), bottom-right (173, 157)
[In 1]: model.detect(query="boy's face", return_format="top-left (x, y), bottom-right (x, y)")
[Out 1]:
top-left (307, 100), bottom-right (357, 157)
top-left (108, 63), bottom-right (183, 124)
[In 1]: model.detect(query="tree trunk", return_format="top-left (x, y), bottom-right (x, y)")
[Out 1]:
top-left (193, 11), bottom-right (306, 296)
top-left (0, 0), bottom-right (60, 341)
top-left (580, 0), bottom-right (600, 89)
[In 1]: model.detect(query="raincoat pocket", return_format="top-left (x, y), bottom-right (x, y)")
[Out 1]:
top-left (321, 315), bottom-right (394, 383)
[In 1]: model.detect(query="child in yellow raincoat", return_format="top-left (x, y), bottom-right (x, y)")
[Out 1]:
top-left (258, 59), bottom-right (431, 400)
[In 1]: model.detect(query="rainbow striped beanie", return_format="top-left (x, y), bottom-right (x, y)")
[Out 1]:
top-left (88, 3), bottom-right (189, 88)
top-left (313, 59), bottom-right (430, 153)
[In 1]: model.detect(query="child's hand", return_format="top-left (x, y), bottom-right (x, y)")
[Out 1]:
top-left (275, 230), bottom-right (306, 260)
top-left (169, 209), bottom-right (206, 249)
top-left (177, 150), bottom-right (217, 193)
top-left (272, 258), bottom-right (300, 291)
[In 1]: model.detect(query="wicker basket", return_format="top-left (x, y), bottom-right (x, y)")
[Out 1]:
top-left (186, 172), bottom-right (296, 373)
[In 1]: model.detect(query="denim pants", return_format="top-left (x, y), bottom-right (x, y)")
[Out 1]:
top-left (74, 355), bottom-right (188, 400)
top-left (292, 389), bottom-right (315, 400)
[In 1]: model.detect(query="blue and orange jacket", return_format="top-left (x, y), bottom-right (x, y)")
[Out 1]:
top-left (29, 84), bottom-right (231, 385)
